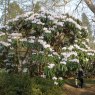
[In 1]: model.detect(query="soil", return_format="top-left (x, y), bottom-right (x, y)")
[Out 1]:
top-left (63, 84), bottom-right (95, 95)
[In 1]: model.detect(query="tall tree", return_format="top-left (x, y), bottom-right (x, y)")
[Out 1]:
top-left (0, 0), bottom-right (10, 25)
top-left (33, 1), bottom-right (41, 13)
top-left (6, 1), bottom-right (23, 20)
top-left (82, 13), bottom-right (92, 33)
top-left (0, 0), bottom-right (23, 25)
top-left (82, 13), bottom-right (95, 48)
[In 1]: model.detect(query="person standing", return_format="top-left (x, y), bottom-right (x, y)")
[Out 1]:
top-left (77, 68), bottom-right (84, 88)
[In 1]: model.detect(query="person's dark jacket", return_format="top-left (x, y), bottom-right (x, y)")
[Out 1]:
top-left (78, 70), bottom-right (83, 79)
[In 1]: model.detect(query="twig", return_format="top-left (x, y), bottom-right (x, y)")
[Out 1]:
top-left (75, 0), bottom-right (83, 11)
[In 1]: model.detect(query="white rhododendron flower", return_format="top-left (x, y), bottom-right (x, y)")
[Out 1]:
top-left (75, 40), bottom-right (78, 42)
top-left (86, 39), bottom-right (89, 42)
top-left (69, 59), bottom-right (79, 63)
top-left (0, 32), bottom-right (5, 36)
top-left (7, 39), bottom-right (12, 42)
top-left (28, 39), bottom-right (34, 43)
top-left (43, 27), bottom-right (51, 33)
top-left (22, 60), bottom-right (27, 64)
top-left (48, 15), bottom-right (54, 21)
top-left (59, 77), bottom-right (63, 80)
top-left (49, 47), bottom-right (53, 51)
top-left (74, 44), bottom-right (87, 52)
top-left (23, 68), bottom-right (28, 73)
top-left (0, 41), bottom-right (11, 47)
top-left (37, 21), bottom-right (44, 25)
top-left (41, 74), bottom-right (46, 78)
top-left (53, 52), bottom-right (59, 56)
top-left (10, 33), bottom-right (22, 39)
top-left (61, 51), bottom-right (77, 58)
top-left (38, 39), bottom-right (44, 43)
top-left (68, 45), bottom-right (74, 50)
top-left (43, 27), bottom-right (48, 31)
top-left (39, 36), bottom-right (44, 39)
top-left (29, 36), bottom-right (35, 39)
top-left (66, 18), bottom-right (82, 30)
top-left (48, 63), bottom-right (55, 69)
top-left (52, 76), bottom-right (57, 80)
top-left (45, 30), bottom-right (51, 33)
top-left (57, 22), bottom-right (63, 26)
top-left (48, 54), bottom-right (53, 57)
top-left (82, 42), bottom-right (86, 45)
top-left (53, 20), bottom-right (58, 24)
top-left (11, 33), bottom-right (22, 37)
top-left (54, 81), bottom-right (58, 85)
top-left (60, 61), bottom-right (66, 64)
top-left (20, 38), bottom-right (27, 42)
top-left (87, 53), bottom-right (94, 56)
top-left (82, 26), bottom-right (87, 30)
top-left (44, 44), bottom-right (50, 48)
top-left (86, 58), bottom-right (89, 61)
top-left (39, 51), bottom-right (44, 54)
top-left (62, 58), bottom-right (68, 61)
top-left (62, 47), bottom-right (67, 50)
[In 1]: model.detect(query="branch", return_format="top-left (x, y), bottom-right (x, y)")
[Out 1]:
top-left (54, 0), bottom-right (73, 7)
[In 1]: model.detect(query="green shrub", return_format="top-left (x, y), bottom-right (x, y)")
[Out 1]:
top-left (31, 77), bottom-right (65, 95)
top-left (0, 72), bottom-right (31, 95)
top-left (0, 72), bottom-right (65, 95)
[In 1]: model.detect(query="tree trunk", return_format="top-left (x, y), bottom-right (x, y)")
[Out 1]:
top-left (7, 0), bottom-right (10, 19)
top-left (4, 0), bottom-right (7, 25)
top-left (84, 0), bottom-right (95, 14)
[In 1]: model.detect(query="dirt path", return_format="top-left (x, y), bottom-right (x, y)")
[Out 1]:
top-left (63, 84), bottom-right (95, 95)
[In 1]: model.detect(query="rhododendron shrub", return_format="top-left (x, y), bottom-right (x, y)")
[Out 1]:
top-left (0, 10), bottom-right (95, 83)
